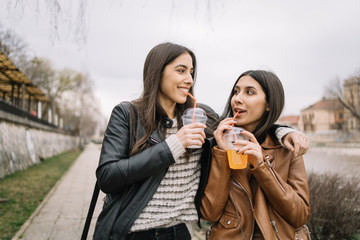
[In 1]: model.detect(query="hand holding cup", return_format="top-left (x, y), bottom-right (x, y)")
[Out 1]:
top-left (229, 130), bottom-right (265, 168)
top-left (223, 127), bottom-right (250, 169)
top-left (214, 118), bottom-right (264, 169)
top-left (179, 108), bottom-right (207, 149)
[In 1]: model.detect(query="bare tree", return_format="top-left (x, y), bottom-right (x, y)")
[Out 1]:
top-left (0, 27), bottom-right (29, 69)
top-left (325, 75), bottom-right (360, 121)
top-left (23, 58), bottom-right (89, 124)
top-left (1, 27), bottom-right (105, 135)
top-left (3, 0), bottom-right (218, 47)
top-left (3, 0), bottom-right (89, 48)
top-left (1, 18), bottom-right (105, 137)
top-left (59, 72), bottom-right (104, 139)
top-left (23, 57), bottom-right (55, 121)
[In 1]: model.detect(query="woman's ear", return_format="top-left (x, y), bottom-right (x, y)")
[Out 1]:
top-left (266, 103), bottom-right (270, 111)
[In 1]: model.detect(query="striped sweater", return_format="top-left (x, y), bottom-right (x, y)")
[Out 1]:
top-left (130, 119), bottom-right (202, 232)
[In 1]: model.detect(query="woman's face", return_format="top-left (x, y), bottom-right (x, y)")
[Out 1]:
top-left (158, 52), bottom-right (194, 111)
top-left (231, 75), bottom-right (269, 132)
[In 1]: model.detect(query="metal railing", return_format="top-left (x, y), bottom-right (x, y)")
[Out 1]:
top-left (0, 99), bottom-right (56, 128)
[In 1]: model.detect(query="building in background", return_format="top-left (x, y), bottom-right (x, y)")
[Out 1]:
top-left (343, 77), bottom-right (360, 131)
top-left (282, 77), bottom-right (360, 143)
top-left (299, 98), bottom-right (344, 133)
top-left (277, 115), bottom-right (300, 130)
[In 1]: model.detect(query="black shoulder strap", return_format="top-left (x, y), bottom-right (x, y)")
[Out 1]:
top-left (128, 101), bottom-right (138, 151)
top-left (81, 183), bottom-right (100, 240)
top-left (81, 101), bottom-right (137, 240)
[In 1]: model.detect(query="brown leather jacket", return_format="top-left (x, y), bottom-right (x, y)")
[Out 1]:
top-left (201, 134), bottom-right (310, 240)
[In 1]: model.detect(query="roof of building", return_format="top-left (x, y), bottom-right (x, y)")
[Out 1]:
top-left (0, 51), bottom-right (48, 102)
top-left (344, 76), bottom-right (360, 86)
top-left (277, 115), bottom-right (299, 126)
top-left (302, 98), bottom-right (343, 111)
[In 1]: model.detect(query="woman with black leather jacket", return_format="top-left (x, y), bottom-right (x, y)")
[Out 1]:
top-left (93, 42), bottom-right (308, 240)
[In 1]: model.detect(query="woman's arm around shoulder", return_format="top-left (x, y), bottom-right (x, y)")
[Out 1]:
top-left (271, 124), bottom-right (309, 157)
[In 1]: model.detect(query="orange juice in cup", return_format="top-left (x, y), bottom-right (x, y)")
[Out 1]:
top-left (223, 127), bottom-right (249, 169)
top-left (226, 149), bottom-right (248, 169)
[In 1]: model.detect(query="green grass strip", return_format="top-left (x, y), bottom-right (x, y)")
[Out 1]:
top-left (0, 149), bottom-right (82, 240)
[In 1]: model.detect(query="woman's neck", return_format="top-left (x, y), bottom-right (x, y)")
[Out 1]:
top-left (161, 102), bottom-right (176, 119)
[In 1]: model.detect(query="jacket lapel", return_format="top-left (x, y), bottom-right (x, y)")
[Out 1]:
top-left (232, 169), bottom-right (251, 199)
top-left (253, 188), bottom-right (277, 239)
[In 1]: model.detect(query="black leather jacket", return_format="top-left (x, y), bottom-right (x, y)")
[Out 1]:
top-left (94, 101), bottom-right (218, 240)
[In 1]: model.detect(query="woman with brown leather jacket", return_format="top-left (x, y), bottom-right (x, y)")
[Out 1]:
top-left (200, 70), bottom-right (310, 240)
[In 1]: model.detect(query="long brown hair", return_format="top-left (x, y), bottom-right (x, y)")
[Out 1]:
top-left (221, 70), bottom-right (284, 144)
top-left (131, 42), bottom-right (197, 155)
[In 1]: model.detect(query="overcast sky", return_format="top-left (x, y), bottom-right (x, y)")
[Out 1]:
top-left (1, 0), bottom-right (360, 119)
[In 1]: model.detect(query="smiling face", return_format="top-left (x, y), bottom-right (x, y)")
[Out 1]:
top-left (231, 75), bottom-right (269, 132)
top-left (158, 52), bottom-right (194, 118)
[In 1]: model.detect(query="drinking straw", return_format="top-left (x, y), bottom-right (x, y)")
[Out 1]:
top-left (232, 111), bottom-right (240, 142)
top-left (231, 111), bottom-right (240, 126)
top-left (186, 92), bottom-right (197, 123)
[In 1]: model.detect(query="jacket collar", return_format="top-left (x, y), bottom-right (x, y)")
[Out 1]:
top-left (147, 117), bottom-right (173, 145)
top-left (160, 117), bottom-right (173, 128)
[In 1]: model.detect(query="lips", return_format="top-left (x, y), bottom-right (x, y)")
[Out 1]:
top-left (179, 87), bottom-right (190, 94)
top-left (234, 108), bottom-right (246, 116)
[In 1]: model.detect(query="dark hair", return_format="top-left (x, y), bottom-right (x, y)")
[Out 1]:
top-left (131, 42), bottom-right (197, 154)
top-left (221, 70), bottom-right (284, 144)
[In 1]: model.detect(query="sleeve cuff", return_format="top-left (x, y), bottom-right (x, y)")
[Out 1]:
top-left (275, 127), bottom-right (298, 146)
top-left (165, 134), bottom-right (186, 161)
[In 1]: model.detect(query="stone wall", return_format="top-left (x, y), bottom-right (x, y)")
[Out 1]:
top-left (0, 115), bottom-right (79, 178)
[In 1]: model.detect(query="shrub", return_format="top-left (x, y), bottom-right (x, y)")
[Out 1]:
top-left (307, 172), bottom-right (360, 239)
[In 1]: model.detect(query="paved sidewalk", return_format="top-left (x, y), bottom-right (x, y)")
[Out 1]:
top-left (12, 143), bottom-right (105, 240)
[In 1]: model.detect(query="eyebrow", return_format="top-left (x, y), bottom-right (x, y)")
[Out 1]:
top-left (234, 85), bottom-right (257, 90)
top-left (174, 64), bottom-right (193, 70)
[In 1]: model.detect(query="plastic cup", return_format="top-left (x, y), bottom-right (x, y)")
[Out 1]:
top-left (181, 108), bottom-right (208, 149)
top-left (223, 127), bottom-right (249, 169)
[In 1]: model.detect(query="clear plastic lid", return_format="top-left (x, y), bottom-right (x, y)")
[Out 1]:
top-left (182, 108), bottom-right (207, 119)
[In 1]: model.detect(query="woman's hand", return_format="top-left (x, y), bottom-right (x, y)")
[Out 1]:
top-left (176, 122), bottom-right (206, 148)
top-left (213, 118), bottom-right (237, 150)
top-left (236, 130), bottom-right (263, 168)
top-left (282, 131), bottom-right (309, 157)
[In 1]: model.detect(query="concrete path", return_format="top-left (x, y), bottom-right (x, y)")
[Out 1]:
top-left (12, 143), bottom-right (105, 240)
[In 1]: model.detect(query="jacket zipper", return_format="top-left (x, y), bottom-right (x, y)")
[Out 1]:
top-left (268, 204), bottom-right (281, 240)
top-left (265, 153), bottom-right (283, 239)
top-left (231, 173), bottom-right (254, 240)
top-left (270, 220), bottom-right (281, 240)
top-left (265, 159), bottom-right (286, 194)
top-left (149, 137), bottom-right (159, 144)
